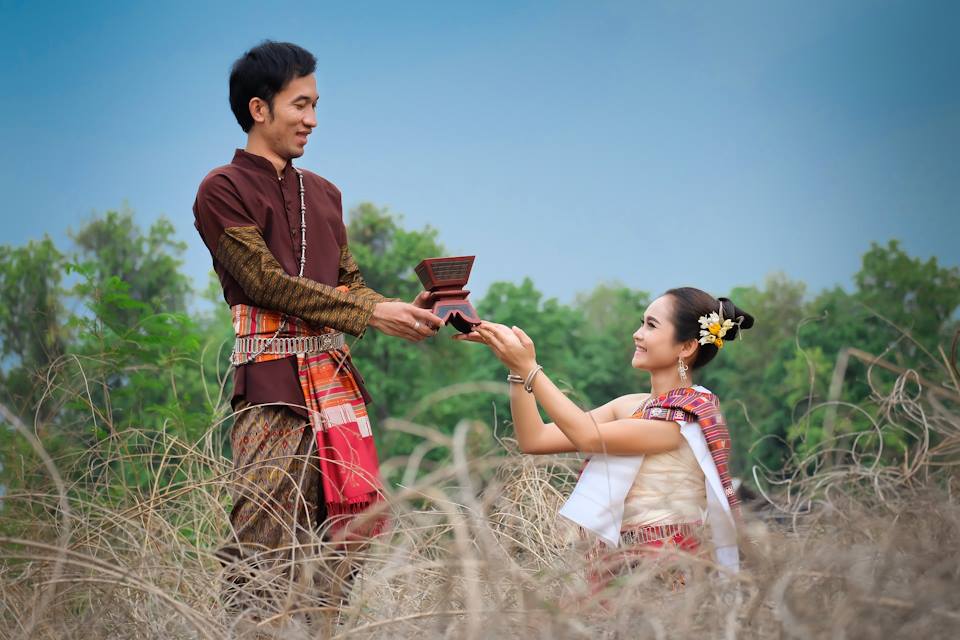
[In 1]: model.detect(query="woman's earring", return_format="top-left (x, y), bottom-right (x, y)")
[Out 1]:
top-left (677, 356), bottom-right (689, 383)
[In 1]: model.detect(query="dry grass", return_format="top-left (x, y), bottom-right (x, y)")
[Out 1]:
top-left (1, 344), bottom-right (959, 639)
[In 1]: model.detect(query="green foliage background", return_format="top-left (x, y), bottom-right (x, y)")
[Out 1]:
top-left (1, 204), bottom-right (957, 493)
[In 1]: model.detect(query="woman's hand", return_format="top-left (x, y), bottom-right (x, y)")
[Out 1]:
top-left (473, 322), bottom-right (538, 375)
top-left (451, 330), bottom-right (485, 344)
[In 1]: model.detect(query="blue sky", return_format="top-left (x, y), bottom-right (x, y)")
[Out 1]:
top-left (1, 0), bottom-right (957, 309)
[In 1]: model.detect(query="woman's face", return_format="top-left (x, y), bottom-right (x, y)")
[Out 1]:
top-left (631, 295), bottom-right (686, 371)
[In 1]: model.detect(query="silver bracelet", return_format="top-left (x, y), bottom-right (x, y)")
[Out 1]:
top-left (523, 365), bottom-right (544, 393)
top-left (506, 373), bottom-right (524, 384)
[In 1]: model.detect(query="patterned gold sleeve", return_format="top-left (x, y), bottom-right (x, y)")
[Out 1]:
top-left (338, 244), bottom-right (399, 304)
top-left (216, 226), bottom-right (377, 337)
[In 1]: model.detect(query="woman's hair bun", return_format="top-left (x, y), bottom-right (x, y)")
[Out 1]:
top-left (663, 287), bottom-right (757, 369)
top-left (717, 297), bottom-right (755, 342)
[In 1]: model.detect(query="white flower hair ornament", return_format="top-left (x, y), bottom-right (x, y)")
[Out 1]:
top-left (697, 306), bottom-right (743, 350)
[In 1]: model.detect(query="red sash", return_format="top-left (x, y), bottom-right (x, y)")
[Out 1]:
top-left (231, 301), bottom-right (385, 540)
top-left (634, 388), bottom-right (740, 514)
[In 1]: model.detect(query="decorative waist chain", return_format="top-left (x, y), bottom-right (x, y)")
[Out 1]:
top-left (620, 521), bottom-right (703, 545)
top-left (231, 333), bottom-right (345, 365)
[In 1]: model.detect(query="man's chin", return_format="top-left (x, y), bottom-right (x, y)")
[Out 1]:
top-left (287, 144), bottom-right (307, 159)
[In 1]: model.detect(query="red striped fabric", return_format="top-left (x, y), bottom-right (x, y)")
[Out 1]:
top-left (231, 298), bottom-right (385, 541)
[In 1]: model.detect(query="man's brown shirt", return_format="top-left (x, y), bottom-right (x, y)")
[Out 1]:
top-left (193, 149), bottom-right (387, 417)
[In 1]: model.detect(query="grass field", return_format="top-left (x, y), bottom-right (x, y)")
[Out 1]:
top-left (2, 354), bottom-right (958, 639)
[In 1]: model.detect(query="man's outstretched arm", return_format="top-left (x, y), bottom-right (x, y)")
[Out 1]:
top-left (216, 225), bottom-right (377, 336)
top-left (217, 227), bottom-right (441, 341)
top-left (195, 174), bottom-right (441, 340)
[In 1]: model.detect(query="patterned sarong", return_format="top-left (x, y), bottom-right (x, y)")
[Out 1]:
top-left (585, 522), bottom-right (703, 595)
top-left (231, 298), bottom-right (384, 540)
top-left (635, 388), bottom-right (740, 515)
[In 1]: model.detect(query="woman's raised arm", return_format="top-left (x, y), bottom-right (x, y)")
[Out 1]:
top-left (475, 322), bottom-right (682, 456)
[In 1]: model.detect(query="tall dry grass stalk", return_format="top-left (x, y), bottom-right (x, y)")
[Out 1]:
top-left (1, 340), bottom-right (959, 639)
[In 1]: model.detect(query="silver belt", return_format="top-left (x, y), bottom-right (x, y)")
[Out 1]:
top-left (619, 521), bottom-right (702, 545)
top-left (233, 333), bottom-right (345, 358)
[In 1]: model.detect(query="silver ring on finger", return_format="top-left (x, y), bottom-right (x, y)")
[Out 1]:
top-left (414, 321), bottom-right (421, 330)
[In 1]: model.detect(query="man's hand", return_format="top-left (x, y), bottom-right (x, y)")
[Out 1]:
top-left (412, 290), bottom-right (436, 310)
top-left (369, 301), bottom-right (443, 342)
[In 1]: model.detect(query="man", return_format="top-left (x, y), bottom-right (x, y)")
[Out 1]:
top-left (192, 40), bottom-right (442, 626)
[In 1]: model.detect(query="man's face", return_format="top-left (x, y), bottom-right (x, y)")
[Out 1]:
top-left (255, 73), bottom-right (318, 161)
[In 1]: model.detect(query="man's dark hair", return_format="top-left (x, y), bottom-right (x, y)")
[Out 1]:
top-left (229, 41), bottom-right (317, 133)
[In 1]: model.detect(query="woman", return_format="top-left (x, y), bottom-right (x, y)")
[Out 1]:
top-left (463, 287), bottom-right (753, 590)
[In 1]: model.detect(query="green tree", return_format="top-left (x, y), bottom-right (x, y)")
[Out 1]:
top-left (0, 236), bottom-right (69, 427)
top-left (852, 239), bottom-right (960, 367)
top-left (0, 210), bottom-right (223, 495)
top-left (572, 282), bottom-right (650, 406)
top-left (69, 207), bottom-right (192, 324)
top-left (4, 201), bottom-right (956, 495)
top-left (792, 240), bottom-right (960, 465)
top-left (698, 273), bottom-right (809, 475)
top-left (345, 203), bottom-right (455, 423)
